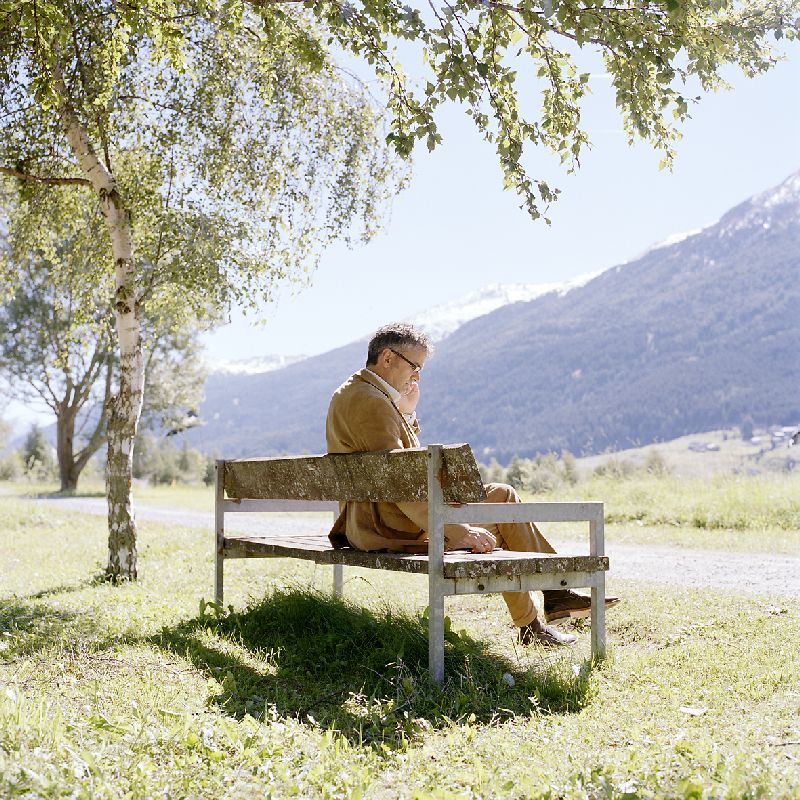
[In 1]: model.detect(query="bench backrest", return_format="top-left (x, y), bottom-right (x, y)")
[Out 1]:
top-left (223, 443), bottom-right (486, 504)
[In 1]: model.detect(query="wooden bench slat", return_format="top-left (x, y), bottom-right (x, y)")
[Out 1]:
top-left (222, 533), bottom-right (609, 578)
top-left (223, 444), bottom-right (486, 504)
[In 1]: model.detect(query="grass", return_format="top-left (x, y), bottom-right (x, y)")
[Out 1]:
top-left (2, 487), bottom-right (800, 798)
top-left (5, 471), bottom-right (799, 555)
top-left (527, 473), bottom-right (800, 555)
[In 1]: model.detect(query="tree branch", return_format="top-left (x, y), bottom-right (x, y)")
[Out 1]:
top-left (0, 166), bottom-right (91, 187)
top-left (74, 356), bottom-right (113, 470)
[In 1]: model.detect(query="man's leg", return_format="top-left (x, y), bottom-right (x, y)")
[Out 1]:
top-left (481, 483), bottom-right (619, 630)
top-left (481, 482), bottom-right (555, 627)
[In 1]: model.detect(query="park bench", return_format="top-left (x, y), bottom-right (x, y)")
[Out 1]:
top-left (214, 443), bottom-right (609, 683)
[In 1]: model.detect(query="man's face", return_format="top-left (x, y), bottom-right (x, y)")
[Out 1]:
top-left (382, 345), bottom-right (427, 393)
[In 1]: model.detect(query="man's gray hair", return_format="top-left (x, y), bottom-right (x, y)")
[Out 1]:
top-left (366, 323), bottom-right (432, 366)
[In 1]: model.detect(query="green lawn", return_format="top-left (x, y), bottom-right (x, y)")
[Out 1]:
top-left (1, 487), bottom-right (799, 799)
top-left (5, 472), bottom-right (800, 555)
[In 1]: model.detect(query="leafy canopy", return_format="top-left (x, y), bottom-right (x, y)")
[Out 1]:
top-left (1, 0), bottom-right (794, 230)
top-left (0, 185), bottom-right (207, 434)
top-left (0, 0), bottom-right (405, 311)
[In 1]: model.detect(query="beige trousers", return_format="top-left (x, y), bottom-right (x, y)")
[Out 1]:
top-left (479, 483), bottom-right (557, 627)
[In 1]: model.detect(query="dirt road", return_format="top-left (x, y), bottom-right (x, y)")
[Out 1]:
top-left (32, 496), bottom-right (800, 597)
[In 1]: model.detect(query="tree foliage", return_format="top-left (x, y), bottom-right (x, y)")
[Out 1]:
top-left (302, 0), bottom-right (796, 217)
top-left (0, 186), bottom-right (208, 490)
top-left (0, 1), bottom-right (403, 308)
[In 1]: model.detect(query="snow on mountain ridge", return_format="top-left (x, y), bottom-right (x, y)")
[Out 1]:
top-left (209, 274), bottom-right (603, 375)
top-left (638, 171), bottom-right (800, 256)
top-left (411, 272), bottom-right (602, 342)
top-left (752, 170), bottom-right (800, 209)
top-left (209, 353), bottom-right (307, 375)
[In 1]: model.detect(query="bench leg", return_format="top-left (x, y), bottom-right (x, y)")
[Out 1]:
top-left (333, 564), bottom-right (343, 597)
top-left (214, 548), bottom-right (224, 606)
top-left (214, 460), bottom-right (224, 606)
top-left (591, 572), bottom-right (606, 661)
top-left (428, 582), bottom-right (445, 684)
top-left (427, 444), bottom-right (446, 684)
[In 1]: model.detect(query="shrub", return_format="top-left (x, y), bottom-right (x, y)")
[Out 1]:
top-left (644, 448), bottom-right (671, 477)
top-left (0, 450), bottom-right (25, 480)
top-left (593, 457), bottom-right (637, 480)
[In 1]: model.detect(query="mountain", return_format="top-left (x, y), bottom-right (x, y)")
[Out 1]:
top-left (208, 278), bottom-right (597, 376)
top-left (209, 353), bottom-right (307, 376)
top-left (186, 172), bottom-right (800, 461)
top-left (407, 275), bottom-right (600, 343)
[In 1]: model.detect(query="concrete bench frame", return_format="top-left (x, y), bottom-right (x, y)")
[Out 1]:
top-left (215, 443), bottom-right (608, 683)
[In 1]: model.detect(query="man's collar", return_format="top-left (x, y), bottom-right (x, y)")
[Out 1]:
top-left (363, 368), bottom-right (401, 403)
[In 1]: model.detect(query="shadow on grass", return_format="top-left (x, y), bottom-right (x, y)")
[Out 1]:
top-left (33, 491), bottom-right (107, 499)
top-left (0, 596), bottom-right (85, 657)
top-left (150, 587), bottom-right (597, 746)
top-left (0, 578), bottom-right (112, 657)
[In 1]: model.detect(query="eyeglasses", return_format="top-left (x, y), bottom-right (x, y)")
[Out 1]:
top-left (389, 347), bottom-right (423, 373)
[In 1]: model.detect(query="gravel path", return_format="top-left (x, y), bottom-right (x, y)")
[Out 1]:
top-left (32, 496), bottom-right (800, 597)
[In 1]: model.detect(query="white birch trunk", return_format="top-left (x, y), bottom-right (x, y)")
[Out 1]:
top-left (54, 63), bottom-right (144, 579)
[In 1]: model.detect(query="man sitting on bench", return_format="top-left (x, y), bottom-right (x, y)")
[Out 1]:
top-left (326, 322), bottom-right (619, 647)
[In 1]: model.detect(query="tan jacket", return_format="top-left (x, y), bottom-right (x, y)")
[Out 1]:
top-left (326, 369), bottom-right (471, 551)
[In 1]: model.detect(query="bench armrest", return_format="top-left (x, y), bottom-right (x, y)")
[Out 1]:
top-left (440, 501), bottom-right (605, 557)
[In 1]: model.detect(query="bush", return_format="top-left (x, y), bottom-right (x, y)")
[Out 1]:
top-left (505, 455), bottom-right (531, 491)
top-left (203, 456), bottom-right (217, 486)
top-left (21, 424), bottom-right (56, 480)
top-left (561, 451), bottom-right (578, 485)
top-left (0, 450), bottom-right (25, 480)
top-left (134, 431), bottom-right (209, 485)
top-left (592, 457), bottom-right (638, 480)
top-left (644, 448), bottom-right (671, 477)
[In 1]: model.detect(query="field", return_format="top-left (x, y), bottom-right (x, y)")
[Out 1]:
top-left (1, 475), bottom-right (799, 799)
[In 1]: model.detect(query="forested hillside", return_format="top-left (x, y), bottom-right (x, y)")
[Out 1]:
top-left (187, 172), bottom-right (800, 460)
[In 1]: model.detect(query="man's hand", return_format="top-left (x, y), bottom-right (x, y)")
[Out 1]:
top-left (463, 526), bottom-right (496, 554)
top-left (398, 380), bottom-right (420, 415)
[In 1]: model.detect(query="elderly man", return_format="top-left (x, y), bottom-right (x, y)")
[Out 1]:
top-left (326, 322), bottom-right (618, 646)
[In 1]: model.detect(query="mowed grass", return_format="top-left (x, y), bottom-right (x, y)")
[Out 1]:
top-left (2, 485), bottom-right (800, 799)
top-left (6, 471), bottom-right (800, 554)
top-left (527, 473), bottom-right (800, 555)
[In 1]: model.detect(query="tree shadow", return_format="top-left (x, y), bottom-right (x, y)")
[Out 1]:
top-left (0, 579), bottom-right (107, 657)
top-left (0, 597), bottom-right (84, 657)
top-left (149, 588), bottom-right (597, 747)
top-left (33, 490), bottom-right (107, 499)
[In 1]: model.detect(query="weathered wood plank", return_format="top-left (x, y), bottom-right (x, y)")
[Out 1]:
top-left (222, 533), bottom-right (608, 578)
top-left (223, 443), bottom-right (486, 503)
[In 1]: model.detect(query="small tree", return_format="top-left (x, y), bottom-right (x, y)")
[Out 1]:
top-left (486, 457), bottom-right (507, 484)
top-left (644, 449), bottom-right (671, 477)
top-left (505, 455), bottom-right (532, 491)
top-left (561, 451), bottom-right (578, 486)
top-left (22, 424), bottom-right (56, 480)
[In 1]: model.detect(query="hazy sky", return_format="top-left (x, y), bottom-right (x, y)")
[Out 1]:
top-left (6, 45), bottom-right (799, 428)
top-left (202, 49), bottom-right (800, 363)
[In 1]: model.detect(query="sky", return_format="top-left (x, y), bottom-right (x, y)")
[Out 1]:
top-left (5, 42), bottom-right (800, 428)
top-left (202, 49), bottom-right (800, 364)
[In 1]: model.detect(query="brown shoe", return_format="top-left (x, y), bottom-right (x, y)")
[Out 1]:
top-left (518, 618), bottom-right (577, 647)
top-left (543, 589), bottom-right (620, 623)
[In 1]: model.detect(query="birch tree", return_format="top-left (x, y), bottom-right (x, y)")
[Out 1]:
top-left (1, 0), bottom-right (794, 580)
top-left (1, 3), bottom-right (401, 578)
